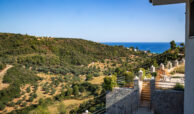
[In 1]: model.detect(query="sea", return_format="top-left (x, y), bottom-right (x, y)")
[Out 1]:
top-left (101, 42), bottom-right (183, 54)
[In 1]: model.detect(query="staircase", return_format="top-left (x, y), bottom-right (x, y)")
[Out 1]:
top-left (133, 81), bottom-right (153, 114)
top-left (140, 81), bottom-right (151, 107)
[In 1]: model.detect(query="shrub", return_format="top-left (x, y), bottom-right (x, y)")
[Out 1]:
top-left (173, 83), bottom-right (184, 91)
top-left (73, 85), bottom-right (79, 96)
top-left (57, 103), bottom-right (66, 114)
top-left (28, 96), bottom-right (34, 102)
top-left (21, 102), bottom-right (27, 107)
top-left (79, 86), bottom-right (85, 93)
top-left (102, 75), bottom-right (117, 91)
top-left (86, 74), bottom-right (93, 81)
top-left (26, 87), bottom-right (31, 93)
top-left (33, 93), bottom-right (37, 98)
top-left (0, 102), bottom-right (5, 110)
top-left (7, 102), bottom-right (15, 107)
top-left (66, 88), bottom-right (73, 96)
top-left (16, 100), bottom-right (22, 105)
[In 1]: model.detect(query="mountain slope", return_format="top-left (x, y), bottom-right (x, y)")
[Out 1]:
top-left (0, 33), bottom-right (136, 67)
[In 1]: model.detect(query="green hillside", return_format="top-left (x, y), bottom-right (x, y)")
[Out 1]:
top-left (0, 33), bottom-right (139, 66)
top-left (0, 33), bottom-right (151, 113)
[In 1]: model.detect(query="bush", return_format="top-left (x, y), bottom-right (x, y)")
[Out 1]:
top-left (73, 85), bottom-right (79, 96)
top-left (28, 96), bottom-right (34, 102)
top-left (33, 93), bottom-right (37, 98)
top-left (86, 74), bottom-right (93, 81)
top-left (0, 62), bottom-right (5, 70)
top-left (0, 102), bottom-right (5, 110)
top-left (102, 75), bottom-right (117, 91)
top-left (26, 87), bottom-right (31, 93)
top-left (79, 86), bottom-right (85, 93)
top-left (16, 100), bottom-right (22, 105)
top-left (21, 102), bottom-right (27, 107)
top-left (173, 83), bottom-right (184, 91)
top-left (66, 88), bottom-right (73, 96)
top-left (57, 103), bottom-right (66, 114)
top-left (7, 102), bottom-right (15, 107)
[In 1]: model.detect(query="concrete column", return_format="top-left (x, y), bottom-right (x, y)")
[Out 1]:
top-left (167, 61), bottom-right (173, 69)
top-left (150, 65), bottom-right (156, 73)
top-left (160, 63), bottom-right (165, 70)
top-left (138, 70), bottom-right (143, 80)
top-left (174, 60), bottom-right (179, 67)
top-left (134, 76), bottom-right (142, 106)
top-left (181, 58), bottom-right (185, 64)
top-left (184, 1), bottom-right (194, 113)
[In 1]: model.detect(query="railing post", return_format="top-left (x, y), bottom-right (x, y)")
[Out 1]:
top-left (134, 76), bottom-right (139, 90)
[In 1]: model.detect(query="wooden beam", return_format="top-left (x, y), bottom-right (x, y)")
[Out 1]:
top-left (151, 0), bottom-right (185, 5)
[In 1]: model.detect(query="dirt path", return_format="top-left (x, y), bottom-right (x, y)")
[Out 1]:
top-left (0, 65), bottom-right (13, 90)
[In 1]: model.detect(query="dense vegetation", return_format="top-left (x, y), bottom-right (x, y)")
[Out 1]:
top-left (0, 66), bottom-right (41, 110)
top-left (0, 62), bottom-right (5, 70)
top-left (138, 40), bottom-right (185, 70)
top-left (0, 33), bottom-right (148, 113)
top-left (0, 33), bottom-right (139, 67)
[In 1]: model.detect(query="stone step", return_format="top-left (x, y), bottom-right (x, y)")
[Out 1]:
top-left (142, 85), bottom-right (150, 87)
top-left (142, 87), bottom-right (150, 90)
top-left (141, 93), bottom-right (151, 96)
top-left (141, 95), bottom-right (150, 98)
top-left (142, 91), bottom-right (150, 93)
top-left (142, 90), bottom-right (150, 92)
top-left (143, 85), bottom-right (150, 87)
top-left (141, 97), bottom-right (150, 100)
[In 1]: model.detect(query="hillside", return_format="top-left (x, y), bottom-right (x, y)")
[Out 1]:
top-left (0, 33), bottom-right (152, 113)
top-left (0, 33), bottom-right (140, 66)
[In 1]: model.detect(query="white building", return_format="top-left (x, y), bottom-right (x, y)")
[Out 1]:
top-left (150, 0), bottom-right (194, 113)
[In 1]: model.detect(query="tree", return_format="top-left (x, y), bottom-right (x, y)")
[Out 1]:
top-left (153, 59), bottom-right (158, 68)
top-left (170, 40), bottom-right (176, 49)
top-left (73, 85), bottom-right (79, 96)
top-left (86, 74), bottom-right (93, 81)
top-left (103, 75), bottom-right (117, 91)
top-left (79, 86), bottom-right (85, 93)
top-left (180, 43), bottom-right (185, 47)
top-left (66, 88), bottom-right (73, 96)
top-left (26, 87), bottom-right (31, 93)
top-left (124, 72), bottom-right (135, 85)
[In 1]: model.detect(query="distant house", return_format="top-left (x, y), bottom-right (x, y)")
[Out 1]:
top-left (150, 0), bottom-right (194, 114)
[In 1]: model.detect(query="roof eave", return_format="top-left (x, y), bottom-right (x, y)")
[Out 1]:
top-left (150, 0), bottom-right (186, 5)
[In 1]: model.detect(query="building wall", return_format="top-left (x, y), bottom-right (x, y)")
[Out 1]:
top-left (106, 88), bottom-right (139, 114)
top-left (184, 1), bottom-right (194, 114)
top-left (151, 90), bottom-right (184, 114)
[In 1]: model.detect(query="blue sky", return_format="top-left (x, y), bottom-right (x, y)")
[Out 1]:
top-left (0, 0), bottom-right (185, 42)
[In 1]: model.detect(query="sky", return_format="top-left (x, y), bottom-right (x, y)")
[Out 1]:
top-left (0, 0), bottom-right (185, 42)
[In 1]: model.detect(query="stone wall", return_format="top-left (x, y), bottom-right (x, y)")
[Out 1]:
top-left (150, 80), bottom-right (184, 114)
top-left (106, 88), bottom-right (139, 114)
